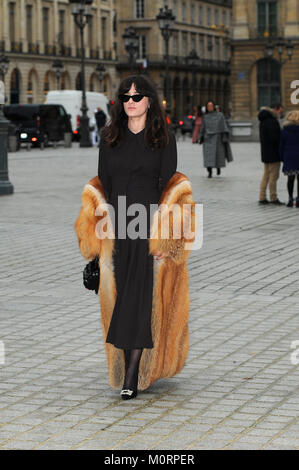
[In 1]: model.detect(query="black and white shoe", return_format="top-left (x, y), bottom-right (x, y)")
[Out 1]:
top-left (120, 389), bottom-right (137, 400)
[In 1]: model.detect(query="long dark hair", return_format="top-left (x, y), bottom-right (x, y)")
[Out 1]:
top-left (205, 100), bottom-right (216, 113)
top-left (100, 74), bottom-right (170, 149)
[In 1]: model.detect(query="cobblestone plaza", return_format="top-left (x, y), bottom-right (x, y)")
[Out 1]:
top-left (0, 139), bottom-right (298, 450)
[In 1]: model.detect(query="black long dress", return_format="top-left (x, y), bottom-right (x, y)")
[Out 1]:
top-left (98, 124), bottom-right (177, 350)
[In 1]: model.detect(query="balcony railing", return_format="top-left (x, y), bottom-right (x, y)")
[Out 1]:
top-left (103, 50), bottom-right (112, 60)
top-left (28, 43), bottom-right (40, 54)
top-left (90, 48), bottom-right (100, 59)
top-left (44, 44), bottom-right (56, 56)
top-left (58, 45), bottom-right (72, 57)
top-left (117, 54), bottom-right (230, 73)
top-left (249, 27), bottom-right (279, 40)
top-left (10, 41), bottom-right (23, 53)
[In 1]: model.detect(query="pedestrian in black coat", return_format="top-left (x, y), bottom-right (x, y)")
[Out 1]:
top-left (95, 107), bottom-right (107, 144)
top-left (258, 104), bottom-right (284, 205)
top-left (279, 110), bottom-right (299, 207)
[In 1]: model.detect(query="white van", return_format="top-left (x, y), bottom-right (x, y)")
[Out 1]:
top-left (45, 90), bottom-right (110, 140)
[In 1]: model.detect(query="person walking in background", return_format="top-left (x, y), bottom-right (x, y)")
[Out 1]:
top-left (192, 105), bottom-right (203, 144)
top-left (91, 109), bottom-right (99, 147)
top-left (258, 103), bottom-right (284, 205)
top-left (279, 110), bottom-right (299, 207)
top-left (199, 100), bottom-right (233, 178)
top-left (95, 106), bottom-right (107, 146)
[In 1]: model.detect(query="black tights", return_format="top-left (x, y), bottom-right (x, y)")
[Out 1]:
top-left (123, 348), bottom-right (143, 391)
top-left (287, 174), bottom-right (299, 199)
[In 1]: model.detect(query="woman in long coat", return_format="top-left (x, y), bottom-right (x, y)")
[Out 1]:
top-left (279, 110), bottom-right (299, 207)
top-left (199, 101), bottom-right (233, 177)
top-left (74, 75), bottom-right (196, 400)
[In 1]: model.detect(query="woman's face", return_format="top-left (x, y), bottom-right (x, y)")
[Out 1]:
top-left (207, 102), bottom-right (215, 112)
top-left (122, 83), bottom-right (150, 118)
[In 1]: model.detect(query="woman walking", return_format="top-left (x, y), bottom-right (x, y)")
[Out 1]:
top-left (192, 105), bottom-right (203, 144)
top-left (74, 75), bottom-right (196, 400)
top-left (199, 100), bottom-right (233, 177)
top-left (279, 110), bottom-right (299, 207)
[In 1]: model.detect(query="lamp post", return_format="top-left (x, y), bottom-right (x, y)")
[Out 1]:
top-left (70, 0), bottom-right (92, 148)
top-left (156, 5), bottom-right (176, 116)
top-left (52, 59), bottom-right (64, 90)
top-left (265, 36), bottom-right (294, 103)
top-left (95, 63), bottom-right (106, 93)
top-left (0, 54), bottom-right (14, 195)
top-left (122, 27), bottom-right (139, 75)
top-left (186, 49), bottom-right (200, 110)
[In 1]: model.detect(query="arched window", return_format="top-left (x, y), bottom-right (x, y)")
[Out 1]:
top-left (257, 58), bottom-right (281, 109)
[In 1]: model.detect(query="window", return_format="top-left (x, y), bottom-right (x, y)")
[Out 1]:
top-left (222, 9), bottom-right (227, 26)
top-left (88, 14), bottom-right (93, 48)
top-left (9, 2), bottom-right (15, 42)
top-left (182, 32), bottom-right (187, 56)
top-left (215, 9), bottom-right (219, 26)
top-left (215, 37), bottom-right (220, 60)
top-left (257, 0), bottom-right (277, 37)
top-left (26, 5), bottom-right (33, 44)
top-left (42, 7), bottom-right (49, 45)
top-left (101, 17), bottom-right (107, 52)
top-left (138, 35), bottom-right (146, 59)
top-left (191, 33), bottom-right (196, 51)
top-left (173, 0), bottom-right (177, 16)
top-left (135, 0), bottom-right (144, 19)
top-left (173, 35), bottom-right (178, 56)
top-left (199, 5), bottom-right (204, 26)
top-left (182, 2), bottom-right (186, 22)
top-left (257, 58), bottom-right (281, 108)
top-left (58, 10), bottom-right (65, 46)
top-left (207, 8), bottom-right (211, 26)
top-left (199, 35), bottom-right (205, 58)
top-left (191, 3), bottom-right (195, 24)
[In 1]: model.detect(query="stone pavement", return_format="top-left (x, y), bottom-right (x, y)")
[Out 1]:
top-left (0, 137), bottom-right (298, 450)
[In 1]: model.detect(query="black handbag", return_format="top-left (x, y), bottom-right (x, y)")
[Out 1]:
top-left (83, 255), bottom-right (100, 294)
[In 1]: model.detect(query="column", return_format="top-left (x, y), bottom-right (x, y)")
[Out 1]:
top-left (285, 0), bottom-right (299, 37)
top-left (232, 0), bottom-right (249, 40)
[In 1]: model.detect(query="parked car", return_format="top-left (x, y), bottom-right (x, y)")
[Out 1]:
top-left (45, 90), bottom-right (110, 142)
top-left (178, 114), bottom-right (195, 135)
top-left (3, 104), bottom-right (72, 148)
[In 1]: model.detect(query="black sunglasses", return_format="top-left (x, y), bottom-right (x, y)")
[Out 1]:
top-left (118, 93), bottom-right (145, 103)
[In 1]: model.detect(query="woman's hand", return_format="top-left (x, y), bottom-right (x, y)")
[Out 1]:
top-left (153, 251), bottom-right (168, 260)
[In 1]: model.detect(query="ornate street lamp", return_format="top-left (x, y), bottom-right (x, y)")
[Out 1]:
top-left (52, 59), bottom-right (64, 90)
top-left (0, 54), bottom-right (14, 195)
top-left (70, 0), bottom-right (93, 148)
top-left (122, 27), bottom-right (139, 75)
top-left (156, 5), bottom-right (176, 116)
top-left (95, 63), bottom-right (106, 93)
top-left (265, 36), bottom-right (294, 65)
top-left (186, 49), bottom-right (200, 109)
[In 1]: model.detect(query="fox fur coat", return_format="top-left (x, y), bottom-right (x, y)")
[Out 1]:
top-left (74, 171), bottom-right (196, 391)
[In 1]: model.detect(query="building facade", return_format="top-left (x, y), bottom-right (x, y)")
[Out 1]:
top-left (231, 0), bottom-right (299, 139)
top-left (0, 0), bottom-right (232, 119)
top-left (116, 0), bottom-right (232, 118)
top-left (0, 0), bottom-right (117, 104)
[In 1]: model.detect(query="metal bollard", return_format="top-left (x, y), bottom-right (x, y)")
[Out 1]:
top-left (0, 104), bottom-right (14, 195)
